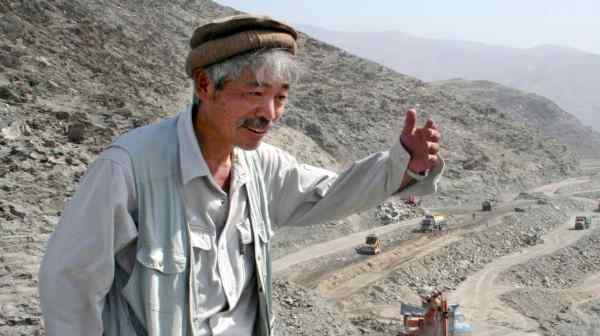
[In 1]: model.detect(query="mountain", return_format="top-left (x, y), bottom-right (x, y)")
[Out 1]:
top-left (428, 79), bottom-right (600, 159)
top-left (296, 24), bottom-right (600, 135)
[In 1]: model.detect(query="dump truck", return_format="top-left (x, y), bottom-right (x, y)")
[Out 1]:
top-left (400, 290), bottom-right (472, 336)
top-left (420, 214), bottom-right (448, 232)
top-left (574, 216), bottom-right (591, 230)
top-left (356, 233), bottom-right (381, 255)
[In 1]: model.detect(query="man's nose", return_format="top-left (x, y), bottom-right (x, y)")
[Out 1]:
top-left (257, 97), bottom-right (277, 121)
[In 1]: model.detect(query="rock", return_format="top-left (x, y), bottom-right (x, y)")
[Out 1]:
top-left (54, 111), bottom-right (70, 120)
top-left (67, 123), bottom-right (85, 143)
top-left (0, 86), bottom-right (20, 102)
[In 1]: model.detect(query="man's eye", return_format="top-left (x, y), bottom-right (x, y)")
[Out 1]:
top-left (277, 95), bottom-right (288, 101)
top-left (248, 91), bottom-right (262, 96)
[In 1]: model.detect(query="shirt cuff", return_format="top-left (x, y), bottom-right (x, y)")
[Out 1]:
top-left (388, 139), bottom-right (445, 197)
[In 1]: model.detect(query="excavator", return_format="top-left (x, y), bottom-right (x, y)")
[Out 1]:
top-left (399, 290), bottom-right (472, 336)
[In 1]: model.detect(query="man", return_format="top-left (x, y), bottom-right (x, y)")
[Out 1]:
top-left (39, 15), bottom-right (443, 336)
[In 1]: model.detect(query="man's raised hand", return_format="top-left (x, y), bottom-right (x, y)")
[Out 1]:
top-left (400, 109), bottom-right (441, 173)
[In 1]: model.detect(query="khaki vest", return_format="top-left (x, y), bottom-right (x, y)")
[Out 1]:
top-left (101, 115), bottom-right (274, 336)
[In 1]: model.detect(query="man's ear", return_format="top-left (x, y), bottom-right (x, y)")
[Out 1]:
top-left (194, 70), bottom-right (212, 102)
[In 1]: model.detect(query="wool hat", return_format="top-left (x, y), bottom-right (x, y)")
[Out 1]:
top-left (185, 14), bottom-right (298, 77)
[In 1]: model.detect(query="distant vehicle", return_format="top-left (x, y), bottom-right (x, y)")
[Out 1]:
top-left (420, 214), bottom-right (448, 232)
top-left (574, 216), bottom-right (591, 230)
top-left (356, 234), bottom-right (381, 255)
top-left (482, 200), bottom-right (492, 211)
top-left (514, 207), bottom-right (526, 212)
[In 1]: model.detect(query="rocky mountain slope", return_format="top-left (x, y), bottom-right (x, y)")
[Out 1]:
top-left (429, 79), bottom-right (600, 158)
top-left (0, 0), bottom-right (589, 335)
top-left (297, 24), bottom-right (600, 134)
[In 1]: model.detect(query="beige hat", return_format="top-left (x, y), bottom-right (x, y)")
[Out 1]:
top-left (185, 15), bottom-right (298, 77)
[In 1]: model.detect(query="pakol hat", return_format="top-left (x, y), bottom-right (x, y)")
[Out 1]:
top-left (185, 14), bottom-right (298, 77)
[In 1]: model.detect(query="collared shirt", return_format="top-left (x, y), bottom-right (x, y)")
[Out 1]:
top-left (39, 106), bottom-right (444, 336)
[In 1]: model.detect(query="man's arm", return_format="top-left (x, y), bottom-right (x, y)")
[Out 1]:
top-left (39, 151), bottom-right (137, 336)
top-left (260, 141), bottom-right (443, 228)
top-left (261, 109), bottom-right (443, 228)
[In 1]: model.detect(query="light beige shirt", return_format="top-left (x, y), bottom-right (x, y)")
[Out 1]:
top-left (39, 106), bottom-right (444, 336)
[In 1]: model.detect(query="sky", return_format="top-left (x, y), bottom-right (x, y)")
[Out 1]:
top-left (215, 0), bottom-right (600, 55)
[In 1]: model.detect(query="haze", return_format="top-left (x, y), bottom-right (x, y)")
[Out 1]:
top-left (216, 0), bottom-right (600, 55)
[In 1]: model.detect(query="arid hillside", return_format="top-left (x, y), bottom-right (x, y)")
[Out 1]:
top-left (0, 1), bottom-right (592, 335)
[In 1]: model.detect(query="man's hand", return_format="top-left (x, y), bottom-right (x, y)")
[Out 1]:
top-left (400, 109), bottom-right (441, 173)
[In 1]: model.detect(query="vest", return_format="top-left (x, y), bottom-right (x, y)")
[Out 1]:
top-left (101, 114), bottom-right (274, 336)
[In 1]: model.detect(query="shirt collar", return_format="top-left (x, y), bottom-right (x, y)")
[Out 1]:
top-left (176, 104), bottom-right (250, 187)
top-left (177, 104), bottom-right (210, 184)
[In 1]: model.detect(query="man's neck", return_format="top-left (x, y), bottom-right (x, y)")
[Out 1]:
top-left (193, 106), bottom-right (234, 191)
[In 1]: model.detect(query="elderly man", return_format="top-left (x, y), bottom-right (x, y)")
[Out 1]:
top-left (39, 15), bottom-right (443, 336)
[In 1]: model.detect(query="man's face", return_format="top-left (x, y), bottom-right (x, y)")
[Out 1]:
top-left (197, 69), bottom-right (289, 150)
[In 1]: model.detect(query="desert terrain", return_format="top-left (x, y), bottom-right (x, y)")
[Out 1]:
top-left (2, 1), bottom-right (600, 335)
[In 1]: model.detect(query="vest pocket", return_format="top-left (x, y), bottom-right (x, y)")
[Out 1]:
top-left (256, 221), bottom-right (273, 244)
top-left (122, 247), bottom-right (188, 313)
top-left (135, 247), bottom-right (187, 273)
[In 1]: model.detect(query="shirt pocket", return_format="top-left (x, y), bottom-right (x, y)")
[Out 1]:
top-left (124, 247), bottom-right (188, 312)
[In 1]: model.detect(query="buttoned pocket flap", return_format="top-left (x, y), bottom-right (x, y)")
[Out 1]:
top-left (190, 230), bottom-right (212, 251)
top-left (136, 248), bottom-right (186, 274)
top-left (237, 218), bottom-right (253, 244)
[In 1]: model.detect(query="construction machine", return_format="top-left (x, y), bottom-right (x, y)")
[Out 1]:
top-left (574, 216), bottom-right (591, 230)
top-left (399, 290), bottom-right (472, 336)
top-left (356, 233), bottom-right (381, 255)
top-left (406, 195), bottom-right (418, 206)
top-left (420, 214), bottom-right (448, 232)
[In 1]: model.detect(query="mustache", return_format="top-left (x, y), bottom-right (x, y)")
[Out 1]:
top-left (239, 117), bottom-right (271, 130)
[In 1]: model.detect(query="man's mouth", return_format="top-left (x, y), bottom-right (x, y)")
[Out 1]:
top-left (243, 126), bottom-right (268, 135)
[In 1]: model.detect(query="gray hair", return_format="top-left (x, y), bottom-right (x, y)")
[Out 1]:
top-left (192, 48), bottom-right (300, 105)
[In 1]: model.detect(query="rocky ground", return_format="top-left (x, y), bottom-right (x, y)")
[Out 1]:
top-left (498, 224), bottom-right (600, 335)
top-left (2, 1), bottom-right (600, 335)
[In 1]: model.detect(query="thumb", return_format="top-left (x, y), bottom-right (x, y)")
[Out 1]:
top-left (402, 109), bottom-right (417, 137)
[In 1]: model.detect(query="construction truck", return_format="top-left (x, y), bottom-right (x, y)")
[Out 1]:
top-left (481, 200), bottom-right (492, 211)
top-left (574, 216), bottom-right (591, 230)
top-left (420, 214), bottom-right (448, 232)
top-left (400, 290), bottom-right (472, 336)
top-left (356, 234), bottom-right (381, 255)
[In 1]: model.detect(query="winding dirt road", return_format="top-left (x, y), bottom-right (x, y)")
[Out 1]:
top-left (448, 215), bottom-right (592, 336)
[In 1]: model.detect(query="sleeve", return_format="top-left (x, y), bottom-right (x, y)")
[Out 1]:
top-left (260, 140), bottom-right (444, 227)
top-left (38, 149), bottom-right (138, 336)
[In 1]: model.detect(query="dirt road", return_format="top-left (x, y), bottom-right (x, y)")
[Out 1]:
top-left (273, 217), bottom-right (422, 274)
top-left (448, 216), bottom-right (592, 336)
